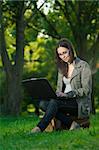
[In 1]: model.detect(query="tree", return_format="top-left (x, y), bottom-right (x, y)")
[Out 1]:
top-left (0, 1), bottom-right (24, 115)
top-left (0, 0), bottom-right (47, 115)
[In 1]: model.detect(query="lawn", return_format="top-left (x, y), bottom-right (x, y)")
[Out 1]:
top-left (0, 113), bottom-right (99, 150)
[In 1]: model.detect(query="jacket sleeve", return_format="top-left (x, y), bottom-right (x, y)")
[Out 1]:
top-left (74, 62), bottom-right (92, 97)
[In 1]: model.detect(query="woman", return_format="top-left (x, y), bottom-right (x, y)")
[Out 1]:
top-left (31, 38), bottom-right (92, 133)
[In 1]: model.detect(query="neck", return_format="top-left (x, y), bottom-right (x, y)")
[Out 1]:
top-left (68, 57), bottom-right (75, 65)
top-left (67, 62), bottom-right (71, 65)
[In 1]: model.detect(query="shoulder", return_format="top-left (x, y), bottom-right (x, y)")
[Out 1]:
top-left (57, 71), bottom-right (63, 78)
top-left (75, 57), bottom-right (91, 69)
top-left (76, 58), bottom-right (92, 77)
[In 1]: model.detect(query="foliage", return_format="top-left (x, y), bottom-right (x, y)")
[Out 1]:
top-left (0, 113), bottom-right (99, 150)
top-left (23, 37), bottom-right (57, 89)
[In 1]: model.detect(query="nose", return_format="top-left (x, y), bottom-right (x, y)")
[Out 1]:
top-left (62, 54), bottom-right (66, 59)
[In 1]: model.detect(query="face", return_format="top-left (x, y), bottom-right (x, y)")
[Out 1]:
top-left (57, 47), bottom-right (70, 63)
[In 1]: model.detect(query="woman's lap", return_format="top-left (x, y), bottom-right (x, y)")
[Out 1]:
top-left (39, 98), bottom-right (78, 116)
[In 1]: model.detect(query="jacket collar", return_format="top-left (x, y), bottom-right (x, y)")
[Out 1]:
top-left (74, 57), bottom-right (82, 68)
top-left (71, 57), bottom-right (82, 79)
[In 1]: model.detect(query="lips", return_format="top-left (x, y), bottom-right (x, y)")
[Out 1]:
top-left (63, 56), bottom-right (69, 62)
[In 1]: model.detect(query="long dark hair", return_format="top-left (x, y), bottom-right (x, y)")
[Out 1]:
top-left (56, 38), bottom-right (75, 77)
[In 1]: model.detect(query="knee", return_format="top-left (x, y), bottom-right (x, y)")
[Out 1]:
top-left (48, 99), bottom-right (58, 112)
top-left (49, 99), bottom-right (58, 107)
top-left (39, 101), bottom-right (47, 111)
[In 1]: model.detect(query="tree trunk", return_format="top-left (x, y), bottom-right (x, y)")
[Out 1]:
top-left (4, 73), bottom-right (22, 115)
top-left (0, 1), bottom-right (24, 115)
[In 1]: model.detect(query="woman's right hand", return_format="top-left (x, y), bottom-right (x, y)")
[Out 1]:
top-left (56, 91), bottom-right (66, 97)
top-left (56, 91), bottom-right (76, 98)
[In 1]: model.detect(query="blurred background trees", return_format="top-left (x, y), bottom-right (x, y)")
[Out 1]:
top-left (0, 0), bottom-right (99, 116)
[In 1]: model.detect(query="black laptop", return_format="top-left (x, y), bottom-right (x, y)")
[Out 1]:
top-left (22, 78), bottom-right (58, 100)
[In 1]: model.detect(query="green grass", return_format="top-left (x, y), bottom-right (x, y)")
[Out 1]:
top-left (0, 113), bottom-right (99, 150)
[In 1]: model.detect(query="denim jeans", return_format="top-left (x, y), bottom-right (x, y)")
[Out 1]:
top-left (37, 98), bottom-right (78, 131)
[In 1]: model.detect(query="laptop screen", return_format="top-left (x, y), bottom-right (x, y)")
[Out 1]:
top-left (22, 78), bottom-right (57, 100)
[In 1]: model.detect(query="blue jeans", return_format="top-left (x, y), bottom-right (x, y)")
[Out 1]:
top-left (37, 98), bottom-right (78, 131)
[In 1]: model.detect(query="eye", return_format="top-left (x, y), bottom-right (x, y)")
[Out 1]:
top-left (63, 51), bottom-right (68, 54)
top-left (58, 51), bottom-right (67, 56)
top-left (58, 53), bottom-right (62, 56)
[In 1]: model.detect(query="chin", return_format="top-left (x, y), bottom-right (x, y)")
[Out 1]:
top-left (63, 59), bottom-right (69, 63)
